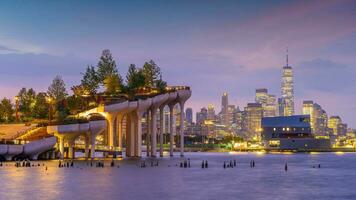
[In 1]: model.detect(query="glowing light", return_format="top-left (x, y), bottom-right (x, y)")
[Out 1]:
top-left (310, 152), bottom-right (320, 155)
top-left (335, 151), bottom-right (344, 155)
top-left (255, 150), bottom-right (266, 156)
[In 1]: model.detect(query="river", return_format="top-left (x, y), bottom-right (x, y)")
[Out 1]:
top-left (0, 152), bottom-right (355, 200)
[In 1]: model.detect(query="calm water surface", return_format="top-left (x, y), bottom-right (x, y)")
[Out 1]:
top-left (0, 152), bottom-right (355, 200)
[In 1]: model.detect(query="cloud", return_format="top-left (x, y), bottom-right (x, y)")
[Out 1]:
top-left (296, 58), bottom-right (356, 94)
top-left (0, 36), bottom-right (44, 54)
top-left (0, 45), bottom-right (19, 53)
top-left (192, 0), bottom-right (356, 71)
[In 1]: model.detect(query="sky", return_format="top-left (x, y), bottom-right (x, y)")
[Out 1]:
top-left (0, 0), bottom-right (356, 126)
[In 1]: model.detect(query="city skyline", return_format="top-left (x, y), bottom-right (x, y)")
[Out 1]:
top-left (0, 0), bottom-right (356, 126)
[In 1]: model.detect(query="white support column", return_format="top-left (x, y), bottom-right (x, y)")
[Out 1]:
top-left (68, 139), bottom-right (75, 159)
top-left (150, 108), bottom-right (157, 157)
top-left (126, 114), bottom-right (131, 157)
top-left (59, 137), bottom-right (64, 160)
top-left (91, 134), bottom-right (96, 159)
top-left (159, 106), bottom-right (164, 157)
top-left (146, 111), bottom-right (150, 157)
top-left (117, 114), bottom-right (124, 152)
top-left (130, 113), bottom-right (135, 157)
top-left (179, 102), bottom-right (185, 157)
top-left (169, 105), bottom-right (175, 157)
top-left (84, 134), bottom-right (89, 159)
top-left (135, 114), bottom-right (142, 157)
top-left (107, 113), bottom-right (117, 149)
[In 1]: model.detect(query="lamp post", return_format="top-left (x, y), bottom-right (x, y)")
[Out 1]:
top-left (14, 96), bottom-right (19, 122)
top-left (46, 96), bottom-right (53, 124)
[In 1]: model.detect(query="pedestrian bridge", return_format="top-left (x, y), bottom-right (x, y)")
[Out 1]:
top-left (47, 87), bottom-right (191, 159)
top-left (0, 137), bottom-right (57, 161)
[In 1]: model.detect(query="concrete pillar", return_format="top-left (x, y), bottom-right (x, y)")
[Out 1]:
top-left (130, 113), bottom-right (135, 157)
top-left (51, 150), bottom-right (56, 159)
top-left (159, 106), bottom-right (164, 157)
top-left (169, 105), bottom-right (175, 157)
top-left (107, 114), bottom-right (117, 149)
top-left (91, 134), bottom-right (96, 159)
top-left (84, 135), bottom-right (90, 159)
top-left (146, 111), bottom-right (150, 157)
top-left (151, 108), bottom-right (157, 157)
top-left (134, 114), bottom-right (142, 157)
top-left (59, 137), bottom-right (64, 160)
top-left (68, 140), bottom-right (75, 159)
top-left (126, 114), bottom-right (133, 157)
top-left (117, 114), bottom-right (124, 151)
top-left (179, 102), bottom-right (185, 157)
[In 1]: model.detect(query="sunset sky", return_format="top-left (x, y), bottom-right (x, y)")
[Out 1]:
top-left (0, 0), bottom-right (356, 125)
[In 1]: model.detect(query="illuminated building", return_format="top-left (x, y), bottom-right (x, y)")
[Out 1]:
top-left (328, 116), bottom-right (342, 136)
top-left (185, 108), bottom-right (193, 124)
top-left (196, 107), bottom-right (207, 125)
top-left (302, 100), bottom-right (329, 135)
top-left (337, 123), bottom-right (347, 136)
top-left (280, 48), bottom-right (294, 116)
top-left (207, 104), bottom-right (216, 120)
top-left (221, 92), bottom-right (229, 126)
top-left (227, 105), bottom-right (236, 126)
top-left (255, 88), bottom-right (277, 117)
top-left (244, 103), bottom-right (263, 140)
top-left (262, 115), bottom-right (330, 150)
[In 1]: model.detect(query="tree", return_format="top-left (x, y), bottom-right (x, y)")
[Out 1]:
top-left (142, 60), bottom-right (161, 87)
top-left (67, 95), bottom-right (86, 115)
top-left (126, 64), bottom-right (146, 90)
top-left (47, 75), bottom-right (68, 102)
top-left (156, 78), bottom-right (167, 93)
top-left (0, 98), bottom-right (14, 122)
top-left (81, 65), bottom-right (99, 95)
top-left (32, 92), bottom-right (49, 119)
top-left (103, 74), bottom-right (122, 94)
top-left (97, 49), bottom-right (119, 83)
top-left (17, 87), bottom-right (36, 119)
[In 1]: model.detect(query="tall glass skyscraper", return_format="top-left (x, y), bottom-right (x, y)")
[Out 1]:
top-left (221, 92), bottom-right (229, 126)
top-left (280, 49), bottom-right (294, 116)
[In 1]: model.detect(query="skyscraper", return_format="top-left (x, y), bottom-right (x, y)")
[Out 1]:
top-left (255, 88), bottom-right (277, 117)
top-left (327, 115), bottom-right (347, 136)
top-left (221, 92), bottom-right (229, 126)
top-left (207, 104), bottom-right (216, 120)
top-left (185, 108), bottom-right (193, 124)
top-left (244, 103), bottom-right (263, 140)
top-left (302, 100), bottom-right (328, 135)
top-left (280, 48), bottom-right (294, 116)
top-left (196, 107), bottom-right (208, 125)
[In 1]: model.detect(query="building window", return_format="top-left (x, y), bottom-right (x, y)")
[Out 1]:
top-left (269, 140), bottom-right (280, 147)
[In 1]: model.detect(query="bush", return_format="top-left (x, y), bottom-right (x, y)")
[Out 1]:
top-left (88, 114), bottom-right (106, 121)
top-left (51, 117), bottom-right (89, 125)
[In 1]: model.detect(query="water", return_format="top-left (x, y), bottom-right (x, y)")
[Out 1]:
top-left (0, 152), bottom-right (355, 200)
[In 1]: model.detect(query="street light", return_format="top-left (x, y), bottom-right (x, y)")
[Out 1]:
top-left (46, 96), bottom-right (53, 124)
top-left (14, 96), bottom-right (19, 122)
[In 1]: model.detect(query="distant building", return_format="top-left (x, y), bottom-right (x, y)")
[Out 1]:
top-left (255, 88), bottom-right (276, 117)
top-left (302, 100), bottom-right (328, 135)
top-left (262, 115), bottom-right (330, 150)
top-left (207, 104), bottom-right (215, 120)
top-left (328, 116), bottom-right (342, 136)
top-left (221, 92), bottom-right (229, 126)
top-left (185, 108), bottom-right (193, 124)
top-left (280, 49), bottom-right (294, 116)
top-left (196, 107), bottom-right (207, 125)
top-left (227, 105), bottom-right (236, 126)
top-left (244, 103), bottom-right (263, 140)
